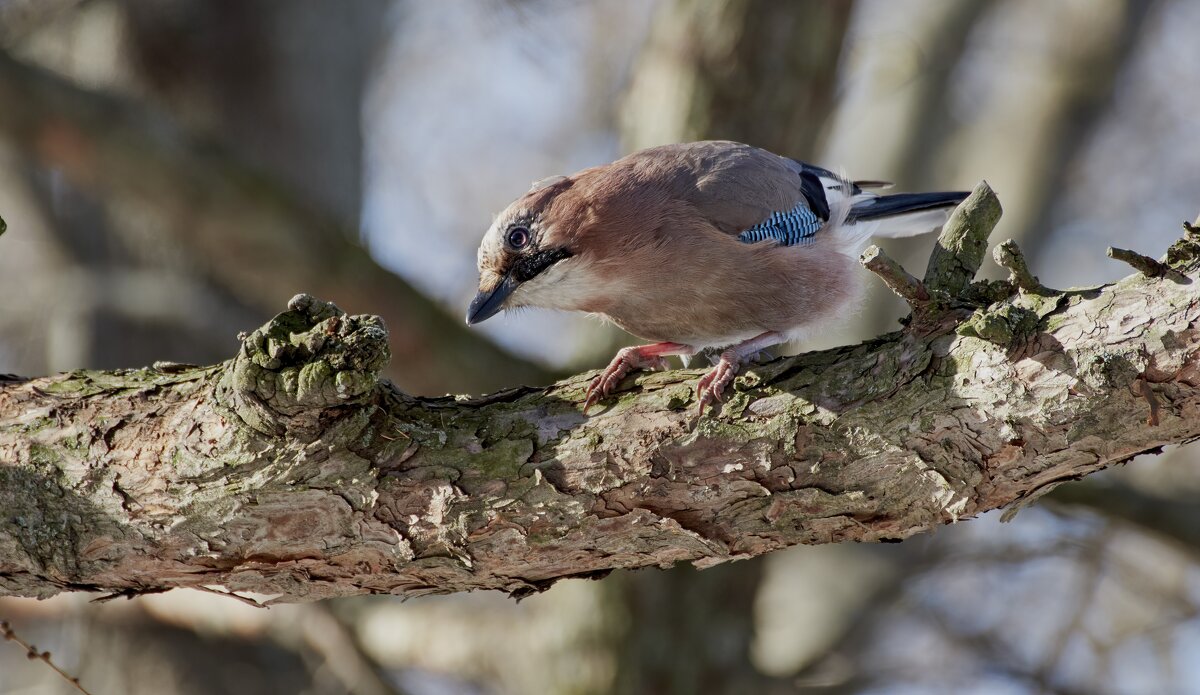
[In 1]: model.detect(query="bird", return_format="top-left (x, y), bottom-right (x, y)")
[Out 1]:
top-left (466, 140), bottom-right (968, 414)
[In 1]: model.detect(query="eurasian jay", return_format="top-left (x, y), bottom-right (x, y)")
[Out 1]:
top-left (467, 140), bottom-right (967, 413)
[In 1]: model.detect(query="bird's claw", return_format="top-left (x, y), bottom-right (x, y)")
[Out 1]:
top-left (582, 377), bottom-right (610, 414)
top-left (695, 351), bottom-right (740, 416)
top-left (583, 376), bottom-right (614, 414)
top-left (582, 344), bottom-right (685, 414)
top-left (583, 348), bottom-right (637, 414)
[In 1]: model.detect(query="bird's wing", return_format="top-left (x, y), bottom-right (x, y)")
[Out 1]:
top-left (736, 201), bottom-right (825, 247)
top-left (629, 141), bottom-right (853, 247)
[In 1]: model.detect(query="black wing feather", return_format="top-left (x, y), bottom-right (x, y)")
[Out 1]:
top-left (797, 169), bottom-right (830, 221)
top-left (847, 192), bottom-right (968, 222)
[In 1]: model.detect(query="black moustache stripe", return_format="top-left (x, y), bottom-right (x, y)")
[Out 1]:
top-left (512, 247), bottom-right (573, 283)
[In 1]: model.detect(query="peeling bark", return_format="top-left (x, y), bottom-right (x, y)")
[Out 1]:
top-left (2, 197), bottom-right (1200, 603)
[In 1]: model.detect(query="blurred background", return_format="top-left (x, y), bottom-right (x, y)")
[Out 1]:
top-left (1, 0), bottom-right (1199, 693)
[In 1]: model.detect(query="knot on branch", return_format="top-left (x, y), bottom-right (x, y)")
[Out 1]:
top-left (221, 294), bottom-right (390, 435)
top-left (956, 303), bottom-right (1038, 344)
top-left (1161, 221), bottom-right (1200, 275)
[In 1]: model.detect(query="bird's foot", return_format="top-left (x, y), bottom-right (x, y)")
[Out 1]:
top-left (696, 349), bottom-right (742, 415)
top-left (693, 331), bottom-right (785, 417)
top-left (584, 342), bottom-right (690, 414)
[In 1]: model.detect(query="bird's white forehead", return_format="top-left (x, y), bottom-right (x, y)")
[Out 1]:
top-left (478, 207), bottom-right (536, 265)
top-left (486, 174), bottom-right (568, 252)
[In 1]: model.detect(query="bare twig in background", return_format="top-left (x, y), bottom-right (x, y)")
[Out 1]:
top-left (292, 604), bottom-right (411, 695)
top-left (1049, 483), bottom-right (1200, 561)
top-left (1, 618), bottom-right (93, 694)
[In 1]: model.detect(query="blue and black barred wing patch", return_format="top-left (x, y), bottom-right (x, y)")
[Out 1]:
top-left (737, 202), bottom-right (823, 246)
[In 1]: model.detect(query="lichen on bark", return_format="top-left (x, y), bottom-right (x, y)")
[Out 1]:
top-left (2, 196), bottom-right (1200, 603)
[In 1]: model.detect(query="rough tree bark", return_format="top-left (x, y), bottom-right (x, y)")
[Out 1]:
top-left (2, 191), bottom-right (1199, 603)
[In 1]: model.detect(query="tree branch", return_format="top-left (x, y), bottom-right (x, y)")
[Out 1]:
top-left (993, 239), bottom-right (1045, 294)
top-left (860, 245), bottom-right (929, 309)
top-left (2, 200), bottom-right (1200, 603)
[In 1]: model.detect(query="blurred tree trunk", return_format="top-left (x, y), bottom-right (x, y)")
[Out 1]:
top-left (121, 0), bottom-right (390, 229)
top-left (621, 0), bottom-right (852, 156)
top-left (614, 2), bottom-right (854, 691)
top-left (822, 0), bottom-right (997, 337)
top-left (978, 0), bottom-right (1158, 262)
top-left (610, 563), bottom-right (773, 695)
top-left (0, 9), bottom-right (549, 393)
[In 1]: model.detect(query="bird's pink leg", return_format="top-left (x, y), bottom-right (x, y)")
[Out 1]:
top-left (696, 331), bottom-right (785, 415)
top-left (584, 342), bottom-right (694, 413)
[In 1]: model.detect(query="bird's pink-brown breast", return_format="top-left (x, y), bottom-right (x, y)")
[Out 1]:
top-left (521, 151), bottom-right (858, 346)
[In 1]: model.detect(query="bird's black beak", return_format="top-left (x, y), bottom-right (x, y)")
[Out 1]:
top-left (466, 273), bottom-right (518, 326)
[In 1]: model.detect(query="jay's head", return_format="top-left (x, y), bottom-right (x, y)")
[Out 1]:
top-left (467, 175), bottom-right (600, 325)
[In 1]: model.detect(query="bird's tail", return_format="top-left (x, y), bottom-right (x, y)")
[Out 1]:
top-left (847, 191), bottom-right (968, 239)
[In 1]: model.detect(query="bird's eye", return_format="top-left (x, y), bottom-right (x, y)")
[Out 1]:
top-left (506, 225), bottom-right (532, 249)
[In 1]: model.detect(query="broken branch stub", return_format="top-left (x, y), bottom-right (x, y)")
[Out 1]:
top-left (924, 181), bottom-right (1003, 297)
top-left (992, 239), bottom-right (1043, 293)
top-left (861, 245), bottom-right (930, 308)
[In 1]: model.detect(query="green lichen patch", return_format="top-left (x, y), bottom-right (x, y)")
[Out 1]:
top-left (661, 386), bottom-right (692, 411)
top-left (6, 416), bottom-right (55, 436)
top-left (38, 366), bottom-right (214, 397)
top-left (0, 464), bottom-right (124, 577)
top-left (27, 442), bottom-right (63, 470)
top-left (960, 278), bottom-right (1015, 307)
top-left (397, 404), bottom-right (538, 485)
top-left (574, 429), bottom-right (604, 452)
top-left (1165, 229), bottom-right (1200, 271)
top-left (805, 338), bottom-right (933, 410)
top-left (957, 304), bottom-right (1038, 345)
top-left (468, 437), bottom-right (536, 480)
top-left (691, 413), bottom-right (758, 441)
top-left (1079, 351), bottom-right (1142, 391)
